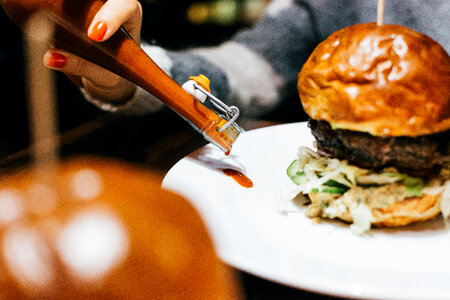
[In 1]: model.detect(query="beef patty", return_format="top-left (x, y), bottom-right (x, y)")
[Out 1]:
top-left (308, 119), bottom-right (450, 175)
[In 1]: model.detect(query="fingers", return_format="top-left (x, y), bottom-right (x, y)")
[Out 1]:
top-left (87, 0), bottom-right (142, 42)
top-left (43, 49), bottom-right (120, 87)
top-left (43, 48), bottom-right (137, 104)
top-left (42, 0), bottom-right (143, 104)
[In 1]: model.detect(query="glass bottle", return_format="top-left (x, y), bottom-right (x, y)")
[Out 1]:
top-left (0, 0), bottom-right (241, 153)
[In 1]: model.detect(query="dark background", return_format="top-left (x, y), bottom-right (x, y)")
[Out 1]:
top-left (0, 0), bottom-right (305, 161)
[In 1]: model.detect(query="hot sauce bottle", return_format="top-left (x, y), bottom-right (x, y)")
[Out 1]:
top-left (0, 0), bottom-right (242, 153)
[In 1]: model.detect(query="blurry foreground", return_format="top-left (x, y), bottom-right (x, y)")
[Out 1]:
top-left (0, 156), bottom-right (242, 299)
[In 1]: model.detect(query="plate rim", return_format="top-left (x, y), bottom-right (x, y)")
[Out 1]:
top-left (162, 122), bottom-right (450, 300)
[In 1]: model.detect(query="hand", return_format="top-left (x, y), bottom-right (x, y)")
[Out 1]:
top-left (43, 0), bottom-right (143, 104)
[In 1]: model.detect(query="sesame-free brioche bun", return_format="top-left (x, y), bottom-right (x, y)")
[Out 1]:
top-left (371, 193), bottom-right (441, 227)
top-left (309, 192), bottom-right (442, 228)
top-left (298, 23), bottom-right (450, 137)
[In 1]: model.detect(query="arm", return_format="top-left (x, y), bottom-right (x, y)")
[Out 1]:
top-left (44, 0), bottom-right (319, 118)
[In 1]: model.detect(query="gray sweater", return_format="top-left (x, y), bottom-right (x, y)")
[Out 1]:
top-left (88, 0), bottom-right (449, 118)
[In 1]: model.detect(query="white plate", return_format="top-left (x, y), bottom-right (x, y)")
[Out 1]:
top-left (162, 122), bottom-right (450, 300)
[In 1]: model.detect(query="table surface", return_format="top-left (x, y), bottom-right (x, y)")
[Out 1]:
top-left (0, 111), bottom-right (344, 300)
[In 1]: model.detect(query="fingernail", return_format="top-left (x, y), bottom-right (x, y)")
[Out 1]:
top-left (47, 52), bottom-right (67, 68)
top-left (89, 21), bottom-right (107, 41)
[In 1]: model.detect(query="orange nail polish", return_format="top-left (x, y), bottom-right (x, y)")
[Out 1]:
top-left (47, 52), bottom-right (67, 68)
top-left (89, 21), bottom-right (107, 41)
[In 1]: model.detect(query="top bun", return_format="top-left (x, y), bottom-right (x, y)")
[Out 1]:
top-left (298, 23), bottom-right (450, 137)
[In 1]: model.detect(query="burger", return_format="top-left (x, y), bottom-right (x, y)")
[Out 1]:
top-left (287, 23), bottom-right (450, 234)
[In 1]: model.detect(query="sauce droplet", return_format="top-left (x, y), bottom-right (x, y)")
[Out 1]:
top-left (224, 150), bottom-right (231, 156)
top-left (222, 169), bottom-right (253, 188)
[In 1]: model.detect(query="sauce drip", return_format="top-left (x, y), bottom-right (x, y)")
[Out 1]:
top-left (222, 169), bottom-right (253, 188)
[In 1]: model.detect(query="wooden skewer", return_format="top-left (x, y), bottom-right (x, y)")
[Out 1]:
top-left (24, 13), bottom-right (59, 175)
top-left (377, 0), bottom-right (385, 26)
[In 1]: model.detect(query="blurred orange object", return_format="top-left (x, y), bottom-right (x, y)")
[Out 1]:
top-left (0, 157), bottom-right (242, 299)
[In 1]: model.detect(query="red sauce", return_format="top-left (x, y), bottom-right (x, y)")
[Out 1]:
top-left (224, 150), bottom-right (231, 156)
top-left (222, 169), bottom-right (253, 188)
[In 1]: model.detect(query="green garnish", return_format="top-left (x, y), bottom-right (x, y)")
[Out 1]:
top-left (287, 160), bottom-right (307, 185)
top-left (320, 202), bottom-right (330, 208)
top-left (311, 186), bottom-right (348, 194)
top-left (404, 175), bottom-right (424, 197)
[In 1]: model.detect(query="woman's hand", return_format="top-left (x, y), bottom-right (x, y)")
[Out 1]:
top-left (43, 0), bottom-right (143, 104)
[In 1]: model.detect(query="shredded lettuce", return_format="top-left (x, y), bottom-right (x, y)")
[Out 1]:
top-left (285, 146), bottom-right (435, 234)
top-left (349, 203), bottom-right (373, 235)
top-left (440, 181), bottom-right (450, 229)
top-left (286, 146), bottom-right (424, 197)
